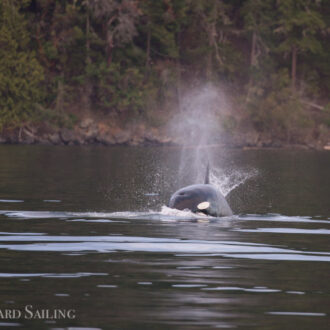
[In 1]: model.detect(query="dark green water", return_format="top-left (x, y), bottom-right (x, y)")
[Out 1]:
top-left (0, 145), bottom-right (329, 329)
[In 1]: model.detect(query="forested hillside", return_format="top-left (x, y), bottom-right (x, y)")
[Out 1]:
top-left (0, 0), bottom-right (329, 147)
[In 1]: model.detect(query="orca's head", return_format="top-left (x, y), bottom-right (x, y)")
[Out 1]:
top-left (168, 185), bottom-right (210, 214)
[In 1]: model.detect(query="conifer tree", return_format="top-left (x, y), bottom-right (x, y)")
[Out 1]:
top-left (0, 0), bottom-right (44, 129)
top-left (275, 0), bottom-right (325, 91)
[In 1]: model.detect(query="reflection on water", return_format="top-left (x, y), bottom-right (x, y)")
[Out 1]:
top-left (0, 145), bottom-right (329, 329)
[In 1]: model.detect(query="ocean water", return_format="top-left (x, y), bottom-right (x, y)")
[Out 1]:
top-left (0, 145), bottom-right (329, 329)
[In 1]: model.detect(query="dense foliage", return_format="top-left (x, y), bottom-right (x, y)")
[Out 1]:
top-left (0, 0), bottom-right (329, 139)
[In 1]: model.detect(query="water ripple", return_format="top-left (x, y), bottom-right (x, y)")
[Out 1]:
top-left (234, 228), bottom-right (330, 235)
top-left (203, 286), bottom-right (281, 293)
top-left (0, 272), bottom-right (107, 278)
top-left (266, 312), bottom-right (326, 317)
top-left (1, 210), bottom-right (329, 224)
top-left (0, 234), bottom-right (328, 262)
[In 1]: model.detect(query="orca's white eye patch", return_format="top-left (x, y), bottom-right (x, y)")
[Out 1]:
top-left (197, 201), bottom-right (210, 210)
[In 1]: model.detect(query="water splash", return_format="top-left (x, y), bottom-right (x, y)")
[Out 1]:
top-left (169, 84), bottom-right (229, 185)
top-left (167, 84), bottom-right (256, 199)
top-left (210, 167), bottom-right (258, 196)
top-left (160, 205), bottom-right (208, 219)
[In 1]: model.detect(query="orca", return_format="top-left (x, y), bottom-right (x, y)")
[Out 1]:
top-left (168, 164), bottom-right (233, 217)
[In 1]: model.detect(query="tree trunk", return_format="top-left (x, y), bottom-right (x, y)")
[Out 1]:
top-left (55, 77), bottom-right (64, 113)
top-left (206, 51), bottom-right (212, 80)
top-left (86, 11), bottom-right (91, 65)
top-left (245, 30), bottom-right (257, 103)
top-left (146, 23), bottom-right (151, 68)
top-left (83, 11), bottom-right (92, 111)
top-left (107, 45), bottom-right (113, 65)
top-left (105, 21), bottom-right (113, 65)
top-left (250, 30), bottom-right (257, 67)
top-left (291, 45), bottom-right (297, 92)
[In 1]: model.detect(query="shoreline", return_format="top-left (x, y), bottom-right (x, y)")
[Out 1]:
top-left (1, 119), bottom-right (329, 151)
top-left (1, 130), bottom-right (329, 151)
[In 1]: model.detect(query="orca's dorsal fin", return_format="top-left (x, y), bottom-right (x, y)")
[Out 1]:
top-left (204, 162), bottom-right (210, 184)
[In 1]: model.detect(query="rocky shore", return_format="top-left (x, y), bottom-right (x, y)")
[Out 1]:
top-left (0, 118), bottom-right (329, 150)
top-left (0, 118), bottom-right (172, 146)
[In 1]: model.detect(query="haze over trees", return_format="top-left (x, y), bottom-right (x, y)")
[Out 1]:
top-left (0, 0), bottom-right (329, 143)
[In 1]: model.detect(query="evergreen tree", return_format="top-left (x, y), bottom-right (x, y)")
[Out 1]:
top-left (242, 0), bottom-right (274, 69)
top-left (0, 0), bottom-right (44, 129)
top-left (275, 0), bottom-right (326, 91)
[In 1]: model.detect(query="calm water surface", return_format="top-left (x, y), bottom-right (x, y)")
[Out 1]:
top-left (0, 145), bottom-right (329, 329)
